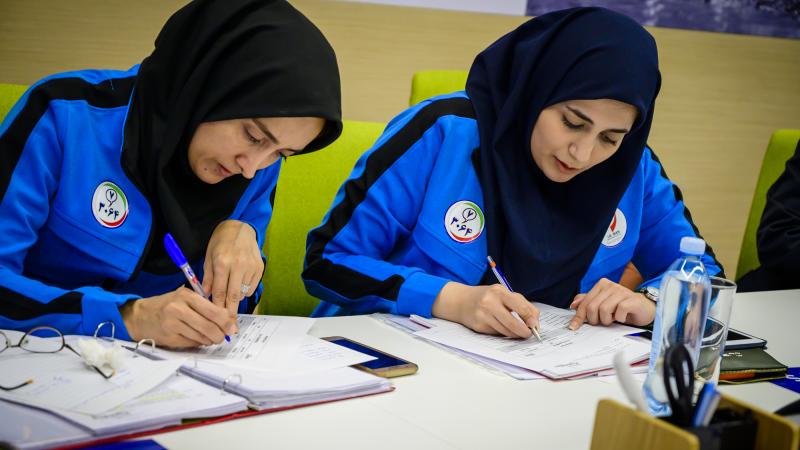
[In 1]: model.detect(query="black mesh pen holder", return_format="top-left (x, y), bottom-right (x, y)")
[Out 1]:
top-left (684, 408), bottom-right (758, 450)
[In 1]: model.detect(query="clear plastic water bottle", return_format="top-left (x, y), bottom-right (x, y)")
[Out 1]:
top-left (642, 236), bottom-right (711, 416)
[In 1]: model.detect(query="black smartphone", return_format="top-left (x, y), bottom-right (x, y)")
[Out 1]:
top-left (323, 336), bottom-right (418, 378)
top-left (634, 326), bottom-right (766, 350)
top-left (723, 327), bottom-right (767, 350)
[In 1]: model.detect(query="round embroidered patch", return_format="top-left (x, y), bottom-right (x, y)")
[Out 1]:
top-left (92, 181), bottom-right (129, 228)
top-left (602, 208), bottom-right (627, 248)
top-left (444, 200), bottom-right (485, 243)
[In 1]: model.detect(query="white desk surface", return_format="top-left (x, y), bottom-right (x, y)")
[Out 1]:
top-left (152, 290), bottom-right (799, 450)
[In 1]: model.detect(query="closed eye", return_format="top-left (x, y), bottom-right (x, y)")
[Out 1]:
top-left (601, 133), bottom-right (618, 145)
top-left (244, 126), bottom-right (262, 145)
top-left (562, 115), bottom-right (583, 130)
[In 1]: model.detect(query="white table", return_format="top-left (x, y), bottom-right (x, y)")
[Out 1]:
top-left (152, 290), bottom-right (800, 450)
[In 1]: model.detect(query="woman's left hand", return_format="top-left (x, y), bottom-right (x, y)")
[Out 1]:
top-left (202, 220), bottom-right (263, 315)
top-left (567, 278), bottom-right (655, 330)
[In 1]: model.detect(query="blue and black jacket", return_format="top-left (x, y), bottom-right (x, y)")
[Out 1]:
top-left (0, 67), bottom-right (278, 339)
top-left (303, 93), bottom-right (723, 317)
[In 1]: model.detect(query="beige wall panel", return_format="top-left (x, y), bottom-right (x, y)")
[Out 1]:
top-left (1, 0), bottom-right (799, 271)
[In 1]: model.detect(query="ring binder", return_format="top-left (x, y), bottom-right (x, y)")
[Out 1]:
top-left (93, 321), bottom-right (116, 340)
top-left (134, 338), bottom-right (156, 356)
top-left (221, 374), bottom-right (243, 394)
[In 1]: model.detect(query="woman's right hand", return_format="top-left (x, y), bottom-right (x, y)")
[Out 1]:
top-left (432, 282), bottom-right (540, 338)
top-left (120, 286), bottom-right (237, 348)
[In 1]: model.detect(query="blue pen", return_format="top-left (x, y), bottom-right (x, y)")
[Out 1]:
top-left (692, 382), bottom-right (720, 427)
top-left (164, 233), bottom-right (230, 342)
top-left (486, 256), bottom-right (542, 341)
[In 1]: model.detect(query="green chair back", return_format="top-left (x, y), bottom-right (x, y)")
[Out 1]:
top-left (736, 129), bottom-right (800, 279)
top-left (0, 83), bottom-right (28, 122)
top-left (258, 120), bottom-right (385, 316)
top-left (409, 70), bottom-right (468, 106)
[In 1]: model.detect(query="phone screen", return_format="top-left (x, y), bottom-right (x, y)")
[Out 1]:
top-left (327, 338), bottom-right (409, 369)
top-left (725, 329), bottom-right (756, 341)
top-left (634, 327), bottom-right (765, 349)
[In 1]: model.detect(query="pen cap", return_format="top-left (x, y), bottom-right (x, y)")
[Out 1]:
top-left (164, 233), bottom-right (188, 266)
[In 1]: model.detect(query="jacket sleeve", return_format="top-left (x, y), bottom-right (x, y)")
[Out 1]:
top-left (632, 148), bottom-right (725, 289)
top-left (302, 103), bottom-right (461, 317)
top-left (0, 85), bottom-right (137, 339)
top-left (756, 141), bottom-right (800, 275)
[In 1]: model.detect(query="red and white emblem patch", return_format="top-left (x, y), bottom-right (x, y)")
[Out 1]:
top-left (602, 208), bottom-right (627, 248)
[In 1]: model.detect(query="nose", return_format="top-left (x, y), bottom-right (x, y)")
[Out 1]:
top-left (236, 150), bottom-right (278, 179)
top-left (568, 135), bottom-right (593, 165)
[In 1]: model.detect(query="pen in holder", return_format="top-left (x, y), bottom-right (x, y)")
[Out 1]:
top-left (685, 407), bottom-right (757, 450)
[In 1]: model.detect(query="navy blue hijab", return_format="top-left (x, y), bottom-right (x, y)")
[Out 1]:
top-left (466, 8), bottom-right (661, 308)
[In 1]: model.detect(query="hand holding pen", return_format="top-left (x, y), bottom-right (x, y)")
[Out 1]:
top-left (487, 256), bottom-right (542, 341)
top-left (165, 233), bottom-right (234, 343)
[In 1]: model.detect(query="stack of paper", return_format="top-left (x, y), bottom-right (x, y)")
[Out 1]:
top-left (0, 315), bottom-right (393, 448)
top-left (135, 315), bottom-right (392, 410)
top-left (379, 303), bottom-right (650, 380)
top-left (381, 314), bottom-right (546, 380)
top-left (0, 374), bottom-right (248, 450)
top-left (187, 361), bottom-right (392, 410)
top-left (0, 332), bottom-right (184, 416)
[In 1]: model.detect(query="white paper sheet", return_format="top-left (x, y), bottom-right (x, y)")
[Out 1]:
top-left (379, 314), bottom-right (545, 380)
top-left (59, 373), bottom-right (248, 434)
top-left (188, 360), bottom-right (392, 409)
top-left (147, 315), bottom-right (314, 370)
top-left (412, 303), bottom-right (650, 378)
top-left (0, 374), bottom-right (249, 449)
top-left (268, 335), bottom-right (376, 373)
top-left (0, 334), bottom-right (183, 415)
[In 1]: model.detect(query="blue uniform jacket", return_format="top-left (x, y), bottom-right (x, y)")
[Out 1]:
top-left (0, 67), bottom-right (279, 339)
top-left (303, 93), bottom-right (723, 317)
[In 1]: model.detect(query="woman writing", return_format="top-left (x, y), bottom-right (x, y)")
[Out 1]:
top-left (303, 7), bottom-right (722, 337)
top-left (0, 0), bottom-right (342, 347)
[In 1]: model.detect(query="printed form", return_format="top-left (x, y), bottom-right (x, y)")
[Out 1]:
top-left (414, 303), bottom-right (650, 378)
top-left (150, 315), bottom-right (314, 370)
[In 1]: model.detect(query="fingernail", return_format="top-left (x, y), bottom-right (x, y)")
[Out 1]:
top-left (568, 321), bottom-right (577, 330)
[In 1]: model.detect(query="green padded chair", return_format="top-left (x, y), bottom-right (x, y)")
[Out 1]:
top-left (736, 129), bottom-right (800, 280)
top-left (0, 83), bottom-right (28, 122)
top-left (258, 120), bottom-right (385, 316)
top-left (409, 70), bottom-right (468, 106)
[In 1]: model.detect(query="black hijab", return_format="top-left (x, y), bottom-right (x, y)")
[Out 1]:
top-left (122, 0), bottom-right (342, 273)
top-left (467, 7), bottom-right (661, 307)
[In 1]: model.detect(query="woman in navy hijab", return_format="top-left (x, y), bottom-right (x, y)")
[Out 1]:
top-left (303, 8), bottom-right (723, 337)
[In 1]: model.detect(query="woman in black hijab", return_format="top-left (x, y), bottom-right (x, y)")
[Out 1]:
top-left (303, 7), bottom-right (723, 338)
top-left (0, 0), bottom-right (340, 347)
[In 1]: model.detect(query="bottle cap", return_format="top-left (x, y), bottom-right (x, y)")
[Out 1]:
top-left (680, 236), bottom-right (706, 255)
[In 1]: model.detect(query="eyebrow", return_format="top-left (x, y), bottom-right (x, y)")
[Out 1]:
top-left (252, 119), bottom-right (303, 155)
top-left (253, 119), bottom-right (280, 145)
top-left (565, 106), bottom-right (629, 134)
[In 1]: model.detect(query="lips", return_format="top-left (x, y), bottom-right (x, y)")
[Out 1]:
top-left (217, 163), bottom-right (233, 178)
top-left (555, 157), bottom-right (579, 173)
